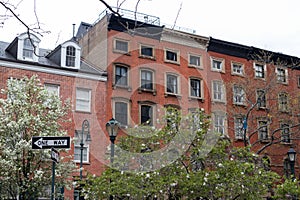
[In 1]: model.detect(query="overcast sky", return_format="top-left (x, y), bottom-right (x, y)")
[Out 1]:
top-left (1, 0), bottom-right (300, 57)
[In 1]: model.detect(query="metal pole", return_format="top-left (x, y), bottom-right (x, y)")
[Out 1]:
top-left (110, 136), bottom-right (115, 164)
top-left (291, 161), bottom-right (295, 179)
top-left (80, 140), bottom-right (84, 180)
top-left (51, 161), bottom-right (56, 200)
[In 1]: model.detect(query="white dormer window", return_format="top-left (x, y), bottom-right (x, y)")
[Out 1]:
top-left (16, 33), bottom-right (40, 62)
top-left (61, 41), bottom-right (81, 69)
top-left (66, 46), bottom-right (76, 67)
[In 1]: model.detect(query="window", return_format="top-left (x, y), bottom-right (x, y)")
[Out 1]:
top-left (76, 88), bottom-right (91, 112)
top-left (254, 63), bottom-right (265, 78)
top-left (165, 49), bottom-right (179, 63)
top-left (115, 65), bottom-right (129, 87)
top-left (233, 85), bottom-right (245, 105)
top-left (140, 45), bottom-right (154, 58)
top-left (74, 130), bottom-right (90, 163)
top-left (234, 117), bottom-right (244, 139)
top-left (281, 123), bottom-right (290, 143)
top-left (257, 90), bottom-right (266, 108)
top-left (66, 46), bottom-right (76, 67)
top-left (45, 84), bottom-right (60, 96)
top-left (23, 38), bottom-right (34, 59)
top-left (211, 58), bottom-right (224, 72)
top-left (190, 78), bottom-right (202, 98)
top-left (114, 39), bottom-right (129, 53)
top-left (214, 113), bottom-right (226, 136)
top-left (115, 101), bottom-right (128, 126)
top-left (276, 67), bottom-right (287, 83)
top-left (166, 74), bottom-right (179, 94)
top-left (231, 62), bottom-right (244, 75)
top-left (297, 76), bottom-right (300, 88)
top-left (258, 120), bottom-right (268, 140)
top-left (140, 104), bottom-right (153, 126)
top-left (140, 70), bottom-right (154, 90)
top-left (212, 81), bottom-right (225, 102)
top-left (189, 54), bottom-right (201, 67)
top-left (278, 93), bottom-right (288, 112)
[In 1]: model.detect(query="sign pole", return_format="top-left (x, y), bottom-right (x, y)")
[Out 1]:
top-left (51, 160), bottom-right (55, 200)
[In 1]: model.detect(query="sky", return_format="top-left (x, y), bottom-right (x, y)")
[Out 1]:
top-left (1, 0), bottom-right (300, 57)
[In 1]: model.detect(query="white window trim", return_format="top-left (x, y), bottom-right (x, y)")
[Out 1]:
top-left (278, 92), bottom-right (289, 112)
top-left (112, 97), bottom-right (131, 127)
top-left (165, 73), bottom-right (180, 95)
top-left (188, 53), bottom-right (203, 68)
top-left (114, 64), bottom-right (130, 88)
top-left (276, 67), bottom-right (288, 84)
top-left (254, 62), bottom-right (267, 79)
top-left (113, 38), bottom-right (130, 54)
top-left (17, 33), bottom-right (40, 62)
top-left (74, 130), bottom-right (90, 163)
top-left (213, 111), bottom-right (227, 136)
top-left (233, 85), bottom-right (246, 106)
top-left (139, 102), bottom-right (156, 126)
top-left (61, 41), bottom-right (81, 69)
top-left (212, 80), bottom-right (226, 102)
top-left (139, 68), bottom-right (155, 91)
top-left (44, 83), bottom-right (60, 96)
top-left (139, 43), bottom-right (155, 59)
top-left (234, 116), bottom-right (244, 140)
top-left (189, 77), bottom-right (203, 99)
top-left (76, 88), bottom-right (91, 112)
top-left (211, 57), bottom-right (225, 73)
top-left (164, 48), bottom-right (180, 64)
top-left (231, 61), bottom-right (244, 76)
top-left (256, 89), bottom-right (267, 109)
top-left (258, 120), bottom-right (269, 141)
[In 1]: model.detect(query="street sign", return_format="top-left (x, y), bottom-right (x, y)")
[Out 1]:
top-left (51, 148), bottom-right (59, 163)
top-left (32, 136), bottom-right (71, 149)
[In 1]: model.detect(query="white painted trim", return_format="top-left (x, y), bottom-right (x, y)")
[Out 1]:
top-left (0, 60), bottom-right (107, 82)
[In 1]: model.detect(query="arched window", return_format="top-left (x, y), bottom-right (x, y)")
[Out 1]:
top-left (66, 46), bottom-right (76, 67)
top-left (23, 38), bottom-right (34, 59)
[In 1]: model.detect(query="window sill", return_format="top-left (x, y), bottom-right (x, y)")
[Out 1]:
top-left (188, 65), bottom-right (203, 69)
top-left (164, 60), bottom-right (180, 66)
top-left (188, 96), bottom-right (204, 102)
top-left (113, 84), bottom-right (132, 91)
top-left (138, 88), bottom-right (157, 95)
top-left (74, 161), bottom-right (91, 165)
top-left (139, 55), bottom-right (156, 60)
top-left (260, 139), bottom-right (270, 143)
top-left (113, 50), bottom-right (131, 56)
top-left (164, 92), bottom-right (182, 98)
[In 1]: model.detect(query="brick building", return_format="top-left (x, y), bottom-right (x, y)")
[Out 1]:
top-left (0, 33), bottom-right (107, 199)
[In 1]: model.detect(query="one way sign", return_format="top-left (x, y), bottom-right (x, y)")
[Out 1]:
top-left (32, 136), bottom-right (71, 149)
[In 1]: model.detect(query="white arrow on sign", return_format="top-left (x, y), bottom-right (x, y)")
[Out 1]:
top-left (34, 138), bottom-right (68, 149)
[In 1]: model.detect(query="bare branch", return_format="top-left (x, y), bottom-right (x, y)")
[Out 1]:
top-left (172, 2), bottom-right (182, 30)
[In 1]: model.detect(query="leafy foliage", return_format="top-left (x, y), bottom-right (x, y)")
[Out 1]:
top-left (0, 75), bottom-right (75, 199)
top-left (83, 108), bottom-right (279, 199)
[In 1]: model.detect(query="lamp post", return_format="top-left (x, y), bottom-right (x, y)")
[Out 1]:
top-left (287, 147), bottom-right (297, 179)
top-left (80, 119), bottom-right (91, 180)
top-left (106, 118), bottom-right (119, 165)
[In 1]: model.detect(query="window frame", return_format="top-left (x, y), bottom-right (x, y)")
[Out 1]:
top-left (278, 92), bottom-right (289, 112)
top-left (233, 85), bottom-right (246, 105)
top-left (139, 103), bottom-right (155, 126)
top-left (281, 123), bottom-right (291, 143)
top-left (75, 87), bottom-right (91, 112)
top-left (231, 62), bottom-right (244, 76)
top-left (114, 38), bottom-right (129, 54)
top-left (23, 38), bottom-right (34, 59)
top-left (213, 112), bottom-right (226, 136)
top-left (212, 80), bottom-right (226, 102)
top-left (114, 64), bottom-right (129, 88)
top-left (234, 116), bottom-right (244, 140)
top-left (139, 44), bottom-right (154, 58)
top-left (166, 73), bottom-right (180, 95)
top-left (276, 67), bottom-right (288, 84)
top-left (258, 120), bottom-right (268, 141)
top-left (65, 46), bottom-right (76, 67)
top-left (113, 98), bottom-right (130, 127)
top-left (189, 77), bottom-right (203, 99)
top-left (254, 63), bottom-right (266, 79)
top-left (164, 48), bottom-right (180, 64)
top-left (188, 53), bottom-right (202, 68)
top-left (211, 57), bottom-right (225, 72)
top-left (256, 89), bottom-right (267, 109)
top-left (140, 69), bottom-right (154, 91)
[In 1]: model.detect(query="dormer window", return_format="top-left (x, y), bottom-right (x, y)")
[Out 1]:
top-left (23, 38), bottom-right (34, 59)
top-left (66, 46), bottom-right (76, 67)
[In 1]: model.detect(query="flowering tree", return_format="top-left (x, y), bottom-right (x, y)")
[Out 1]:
top-left (0, 75), bottom-right (75, 199)
top-left (83, 108), bottom-right (279, 199)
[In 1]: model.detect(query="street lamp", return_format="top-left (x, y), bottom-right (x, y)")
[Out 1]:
top-left (287, 147), bottom-right (297, 179)
top-left (79, 119), bottom-right (91, 180)
top-left (106, 118), bottom-right (119, 165)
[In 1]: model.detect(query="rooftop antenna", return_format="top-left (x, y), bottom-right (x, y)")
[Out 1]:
top-left (72, 24), bottom-right (76, 38)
